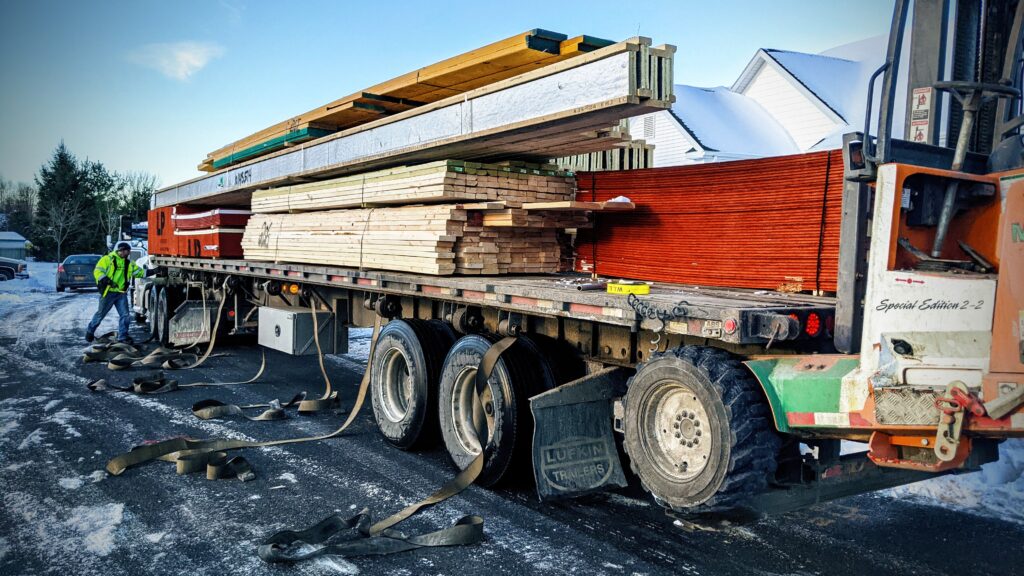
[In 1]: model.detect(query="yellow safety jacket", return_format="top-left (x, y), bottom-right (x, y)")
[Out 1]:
top-left (93, 250), bottom-right (144, 295)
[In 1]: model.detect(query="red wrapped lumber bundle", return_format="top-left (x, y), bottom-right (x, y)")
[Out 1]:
top-left (176, 228), bottom-right (245, 259)
top-left (575, 150), bottom-right (843, 293)
top-left (148, 205), bottom-right (201, 256)
top-left (172, 208), bottom-right (251, 230)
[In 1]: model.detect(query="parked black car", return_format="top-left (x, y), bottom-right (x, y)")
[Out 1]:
top-left (56, 254), bottom-right (102, 292)
top-left (0, 256), bottom-right (28, 280)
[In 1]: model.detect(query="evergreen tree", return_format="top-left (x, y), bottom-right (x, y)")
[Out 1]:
top-left (35, 143), bottom-right (88, 261)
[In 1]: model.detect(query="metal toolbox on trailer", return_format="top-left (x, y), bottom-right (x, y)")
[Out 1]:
top-left (257, 305), bottom-right (347, 356)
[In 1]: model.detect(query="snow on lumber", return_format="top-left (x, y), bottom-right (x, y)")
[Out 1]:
top-left (154, 37), bottom-right (674, 209)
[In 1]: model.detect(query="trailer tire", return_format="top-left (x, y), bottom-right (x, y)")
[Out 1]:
top-left (146, 286), bottom-right (159, 341)
top-left (438, 334), bottom-right (554, 487)
top-left (622, 346), bottom-right (781, 514)
top-left (370, 319), bottom-right (456, 449)
top-left (155, 287), bottom-right (172, 346)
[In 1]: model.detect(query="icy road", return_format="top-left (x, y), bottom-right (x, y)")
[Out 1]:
top-left (1, 263), bottom-right (1022, 576)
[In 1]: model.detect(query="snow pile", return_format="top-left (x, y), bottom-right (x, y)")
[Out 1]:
top-left (885, 439), bottom-right (1024, 524)
top-left (0, 261), bottom-right (57, 297)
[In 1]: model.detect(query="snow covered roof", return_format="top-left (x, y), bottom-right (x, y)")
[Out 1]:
top-left (732, 39), bottom-right (886, 126)
top-left (763, 50), bottom-right (863, 122)
top-left (670, 85), bottom-right (799, 156)
top-left (0, 231), bottom-right (26, 242)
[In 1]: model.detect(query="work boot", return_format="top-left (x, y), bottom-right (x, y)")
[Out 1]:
top-left (85, 332), bottom-right (95, 343)
top-left (118, 336), bottom-right (135, 345)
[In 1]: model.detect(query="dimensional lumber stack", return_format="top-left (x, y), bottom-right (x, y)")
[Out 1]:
top-left (250, 160), bottom-right (575, 212)
top-left (241, 160), bottom-right (598, 275)
top-left (575, 150), bottom-right (844, 293)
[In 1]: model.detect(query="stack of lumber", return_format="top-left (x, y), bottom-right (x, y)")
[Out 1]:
top-left (155, 37), bottom-right (674, 209)
top-left (200, 30), bottom-right (614, 172)
top-left (241, 204), bottom-right (577, 275)
top-left (250, 160), bottom-right (575, 213)
top-left (243, 206), bottom-right (465, 275)
top-left (574, 150), bottom-right (844, 293)
top-left (556, 139), bottom-right (655, 172)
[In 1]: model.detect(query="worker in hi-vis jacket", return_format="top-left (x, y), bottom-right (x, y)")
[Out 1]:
top-left (85, 242), bottom-right (150, 344)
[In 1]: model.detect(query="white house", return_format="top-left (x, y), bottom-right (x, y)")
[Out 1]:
top-left (628, 35), bottom-right (906, 167)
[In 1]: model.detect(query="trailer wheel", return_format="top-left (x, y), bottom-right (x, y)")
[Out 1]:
top-left (622, 346), bottom-right (781, 514)
top-left (438, 334), bottom-right (554, 487)
top-left (370, 319), bottom-right (456, 449)
top-left (146, 286), bottom-right (159, 340)
top-left (154, 287), bottom-right (171, 346)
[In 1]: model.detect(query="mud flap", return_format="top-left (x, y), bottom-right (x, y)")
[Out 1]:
top-left (529, 367), bottom-right (630, 501)
top-left (169, 300), bottom-right (215, 346)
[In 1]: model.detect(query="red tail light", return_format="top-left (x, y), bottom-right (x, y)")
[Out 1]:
top-left (805, 312), bottom-right (821, 337)
top-left (57, 265), bottom-right (65, 274)
top-left (227, 310), bottom-right (235, 318)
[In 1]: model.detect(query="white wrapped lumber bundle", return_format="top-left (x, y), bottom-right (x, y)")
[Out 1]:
top-left (250, 160), bottom-right (575, 213)
top-left (155, 37), bottom-right (674, 209)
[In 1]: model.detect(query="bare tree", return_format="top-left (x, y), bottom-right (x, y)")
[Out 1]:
top-left (120, 171), bottom-right (159, 223)
top-left (38, 193), bottom-right (85, 263)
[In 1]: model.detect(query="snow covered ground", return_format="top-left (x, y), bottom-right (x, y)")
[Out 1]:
top-left (883, 439), bottom-right (1024, 524)
top-left (0, 261), bottom-right (57, 305)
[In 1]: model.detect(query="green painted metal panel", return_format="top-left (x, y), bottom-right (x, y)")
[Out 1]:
top-left (744, 356), bottom-right (859, 433)
top-left (212, 127), bottom-right (336, 170)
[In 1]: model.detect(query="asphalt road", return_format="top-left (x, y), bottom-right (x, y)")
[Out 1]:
top-left (1, 284), bottom-right (1022, 576)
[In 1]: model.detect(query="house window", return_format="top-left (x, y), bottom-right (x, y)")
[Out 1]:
top-left (643, 116), bottom-right (656, 139)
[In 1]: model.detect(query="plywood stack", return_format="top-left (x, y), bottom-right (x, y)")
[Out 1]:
top-left (250, 160), bottom-right (575, 213)
top-left (200, 30), bottom-right (615, 172)
top-left (574, 150), bottom-right (843, 292)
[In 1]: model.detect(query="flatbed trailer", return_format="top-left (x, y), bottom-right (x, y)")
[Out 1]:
top-left (134, 0), bottom-right (1024, 520)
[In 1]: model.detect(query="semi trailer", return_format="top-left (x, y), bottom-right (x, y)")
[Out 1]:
top-left (138, 0), bottom-right (1024, 518)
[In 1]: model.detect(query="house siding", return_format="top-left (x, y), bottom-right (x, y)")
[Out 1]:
top-left (741, 64), bottom-right (840, 150)
top-left (627, 111), bottom-right (697, 167)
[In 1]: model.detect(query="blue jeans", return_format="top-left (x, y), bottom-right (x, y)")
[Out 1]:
top-left (86, 291), bottom-right (131, 341)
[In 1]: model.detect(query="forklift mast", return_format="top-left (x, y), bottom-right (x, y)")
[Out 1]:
top-left (834, 0), bottom-right (1024, 353)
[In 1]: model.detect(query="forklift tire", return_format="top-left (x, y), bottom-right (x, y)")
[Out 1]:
top-left (622, 346), bottom-right (781, 514)
top-left (370, 319), bottom-right (456, 450)
top-left (438, 334), bottom-right (555, 487)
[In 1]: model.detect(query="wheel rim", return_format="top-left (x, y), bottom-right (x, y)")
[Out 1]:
top-left (450, 366), bottom-right (494, 455)
top-left (377, 347), bottom-right (413, 423)
top-left (638, 378), bottom-right (713, 482)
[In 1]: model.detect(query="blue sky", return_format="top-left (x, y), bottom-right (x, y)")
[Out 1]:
top-left (0, 0), bottom-right (895, 188)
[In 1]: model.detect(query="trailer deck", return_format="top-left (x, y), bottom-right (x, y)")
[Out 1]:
top-left (152, 256), bottom-right (836, 346)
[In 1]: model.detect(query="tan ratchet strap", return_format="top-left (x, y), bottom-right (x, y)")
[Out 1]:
top-left (296, 297), bottom-right (339, 413)
top-left (259, 334), bottom-right (517, 563)
top-left (258, 509), bottom-right (484, 562)
top-left (191, 391), bottom-right (307, 421)
top-left (88, 349), bottom-right (266, 395)
top-left (105, 314), bottom-right (383, 477)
